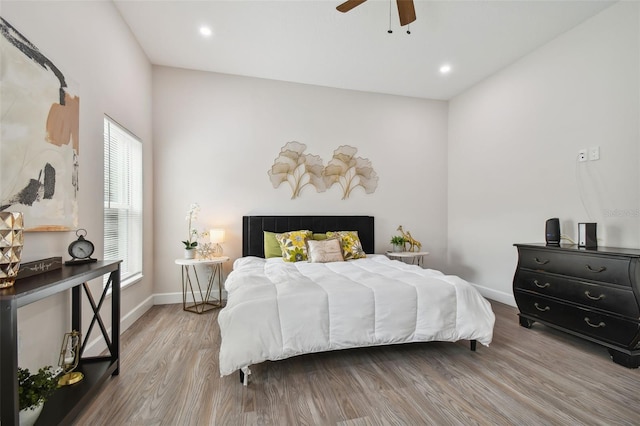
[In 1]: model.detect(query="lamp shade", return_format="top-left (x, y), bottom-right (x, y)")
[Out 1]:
top-left (210, 229), bottom-right (225, 244)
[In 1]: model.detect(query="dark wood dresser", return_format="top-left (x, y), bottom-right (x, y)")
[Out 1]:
top-left (513, 243), bottom-right (640, 368)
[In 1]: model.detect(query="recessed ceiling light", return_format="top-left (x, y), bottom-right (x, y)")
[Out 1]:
top-left (439, 64), bottom-right (452, 74)
top-left (199, 26), bottom-right (213, 37)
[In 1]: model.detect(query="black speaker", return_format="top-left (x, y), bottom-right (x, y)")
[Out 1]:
top-left (578, 223), bottom-right (597, 248)
top-left (545, 218), bottom-right (560, 246)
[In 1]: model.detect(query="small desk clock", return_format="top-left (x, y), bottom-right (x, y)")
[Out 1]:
top-left (65, 228), bottom-right (97, 265)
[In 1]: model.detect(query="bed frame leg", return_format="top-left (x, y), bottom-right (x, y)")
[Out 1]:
top-left (239, 366), bottom-right (251, 386)
top-left (470, 340), bottom-right (477, 351)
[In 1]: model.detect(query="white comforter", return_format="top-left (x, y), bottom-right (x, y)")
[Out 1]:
top-left (218, 255), bottom-right (495, 376)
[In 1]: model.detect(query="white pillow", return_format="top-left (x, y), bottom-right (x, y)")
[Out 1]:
top-left (306, 238), bottom-right (344, 263)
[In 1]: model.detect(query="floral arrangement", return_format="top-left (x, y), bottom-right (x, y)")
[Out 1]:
top-left (182, 203), bottom-right (200, 250)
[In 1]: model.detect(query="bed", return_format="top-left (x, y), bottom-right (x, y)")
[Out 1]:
top-left (218, 215), bottom-right (495, 384)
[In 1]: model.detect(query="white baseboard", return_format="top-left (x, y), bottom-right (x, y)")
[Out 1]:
top-left (85, 290), bottom-right (227, 356)
top-left (83, 295), bottom-right (154, 357)
top-left (122, 295), bottom-right (155, 330)
top-left (153, 291), bottom-right (228, 305)
top-left (473, 284), bottom-right (516, 307)
top-left (153, 292), bottom-right (183, 305)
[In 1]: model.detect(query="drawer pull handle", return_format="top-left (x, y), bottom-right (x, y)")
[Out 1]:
top-left (585, 265), bottom-right (607, 273)
top-left (584, 291), bottom-right (605, 301)
top-left (534, 257), bottom-right (549, 265)
top-left (534, 280), bottom-right (550, 289)
top-left (584, 317), bottom-right (606, 328)
top-left (534, 303), bottom-right (550, 312)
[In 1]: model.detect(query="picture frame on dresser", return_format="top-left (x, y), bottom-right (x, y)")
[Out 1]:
top-left (513, 243), bottom-right (640, 368)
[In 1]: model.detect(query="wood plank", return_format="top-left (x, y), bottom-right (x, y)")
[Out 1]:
top-left (73, 301), bottom-right (640, 425)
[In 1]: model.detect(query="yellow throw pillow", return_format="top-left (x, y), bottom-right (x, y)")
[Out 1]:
top-left (306, 238), bottom-right (344, 263)
top-left (275, 230), bottom-right (313, 262)
top-left (326, 231), bottom-right (366, 260)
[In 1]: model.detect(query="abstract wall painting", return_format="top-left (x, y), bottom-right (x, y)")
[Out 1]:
top-left (0, 17), bottom-right (79, 231)
top-left (268, 142), bottom-right (378, 200)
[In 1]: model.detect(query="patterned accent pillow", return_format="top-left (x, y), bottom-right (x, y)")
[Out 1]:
top-left (326, 231), bottom-right (366, 260)
top-left (306, 238), bottom-right (344, 263)
top-left (275, 230), bottom-right (313, 262)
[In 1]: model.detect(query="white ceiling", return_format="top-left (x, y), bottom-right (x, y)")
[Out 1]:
top-left (113, 0), bottom-right (615, 100)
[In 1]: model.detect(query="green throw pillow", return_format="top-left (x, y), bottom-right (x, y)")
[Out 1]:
top-left (264, 231), bottom-right (282, 258)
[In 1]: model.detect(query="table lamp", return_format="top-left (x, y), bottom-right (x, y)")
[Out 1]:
top-left (210, 228), bottom-right (225, 256)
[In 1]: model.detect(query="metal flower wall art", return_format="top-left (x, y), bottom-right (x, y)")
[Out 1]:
top-left (268, 142), bottom-right (326, 199)
top-left (324, 145), bottom-right (379, 200)
top-left (268, 142), bottom-right (378, 200)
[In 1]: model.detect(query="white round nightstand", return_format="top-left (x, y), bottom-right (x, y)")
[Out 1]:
top-left (175, 256), bottom-right (230, 314)
top-left (385, 251), bottom-right (430, 267)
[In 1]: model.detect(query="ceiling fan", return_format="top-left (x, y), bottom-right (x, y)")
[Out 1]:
top-left (336, 0), bottom-right (416, 27)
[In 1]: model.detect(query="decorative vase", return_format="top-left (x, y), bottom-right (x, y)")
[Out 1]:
top-left (0, 211), bottom-right (24, 288)
top-left (184, 248), bottom-right (196, 259)
top-left (19, 401), bottom-right (44, 426)
top-left (392, 244), bottom-right (404, 253)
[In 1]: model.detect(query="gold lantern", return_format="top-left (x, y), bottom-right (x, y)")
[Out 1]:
top-left (58, 330), bottom-right (84, 386)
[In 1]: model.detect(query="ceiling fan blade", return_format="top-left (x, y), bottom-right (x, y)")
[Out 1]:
top-left (396, 0), bottom-right (416, 26)
top-left (336, 0), bottom-right (367, 13)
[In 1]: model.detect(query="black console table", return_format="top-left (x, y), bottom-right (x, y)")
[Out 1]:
top-left (513, 244), bottom-right (640, 367)
top-left (0, 260), bottom-right (121, 425)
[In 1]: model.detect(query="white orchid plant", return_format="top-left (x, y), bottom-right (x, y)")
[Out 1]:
top-left (182, 203), bottom-right (200, 249)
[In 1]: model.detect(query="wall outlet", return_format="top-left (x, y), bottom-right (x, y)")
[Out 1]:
top-left (578, 149), bottom-right (587, 162)
top-left (589, 146), bottom-right (600, 161)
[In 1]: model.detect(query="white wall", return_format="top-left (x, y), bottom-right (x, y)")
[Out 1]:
top-left (2, 1), bottom-right (154, 369)
top-left (447, 2), bottom-right (640, 305)
top-left (6, 1), bottom-right (634, 369)
top-left (152, 67), bottom-right (449, 298)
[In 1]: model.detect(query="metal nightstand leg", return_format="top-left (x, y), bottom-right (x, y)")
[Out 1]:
top-left (182, 264), bottom-right (220, 314)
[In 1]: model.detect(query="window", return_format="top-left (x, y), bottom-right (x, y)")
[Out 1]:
top-left (103, 116), bottom-right (143, 286)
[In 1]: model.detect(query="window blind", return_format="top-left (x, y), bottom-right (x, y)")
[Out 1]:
top-left (104, 116), bottom-right (143, 285)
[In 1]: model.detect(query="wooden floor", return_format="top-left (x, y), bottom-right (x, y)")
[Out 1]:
top-left (75, 301), bottom-right (640, 425)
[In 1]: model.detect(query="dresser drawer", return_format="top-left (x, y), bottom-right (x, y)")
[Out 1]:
top-left (517, 248), bottom-right (632, 286)
top-left (515, 292), bottom-right (640, 348)
top-left (514, 270), bottom-right (640, 319)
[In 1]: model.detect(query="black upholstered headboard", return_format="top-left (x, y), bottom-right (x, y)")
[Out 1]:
top-left (243, 215), bottom-right (375, 257)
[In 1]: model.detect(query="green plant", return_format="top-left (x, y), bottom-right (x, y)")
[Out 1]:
top-left (18, 366), bottom-right (58, 410)
top-left (390, 236), bottom-right (406, 246)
